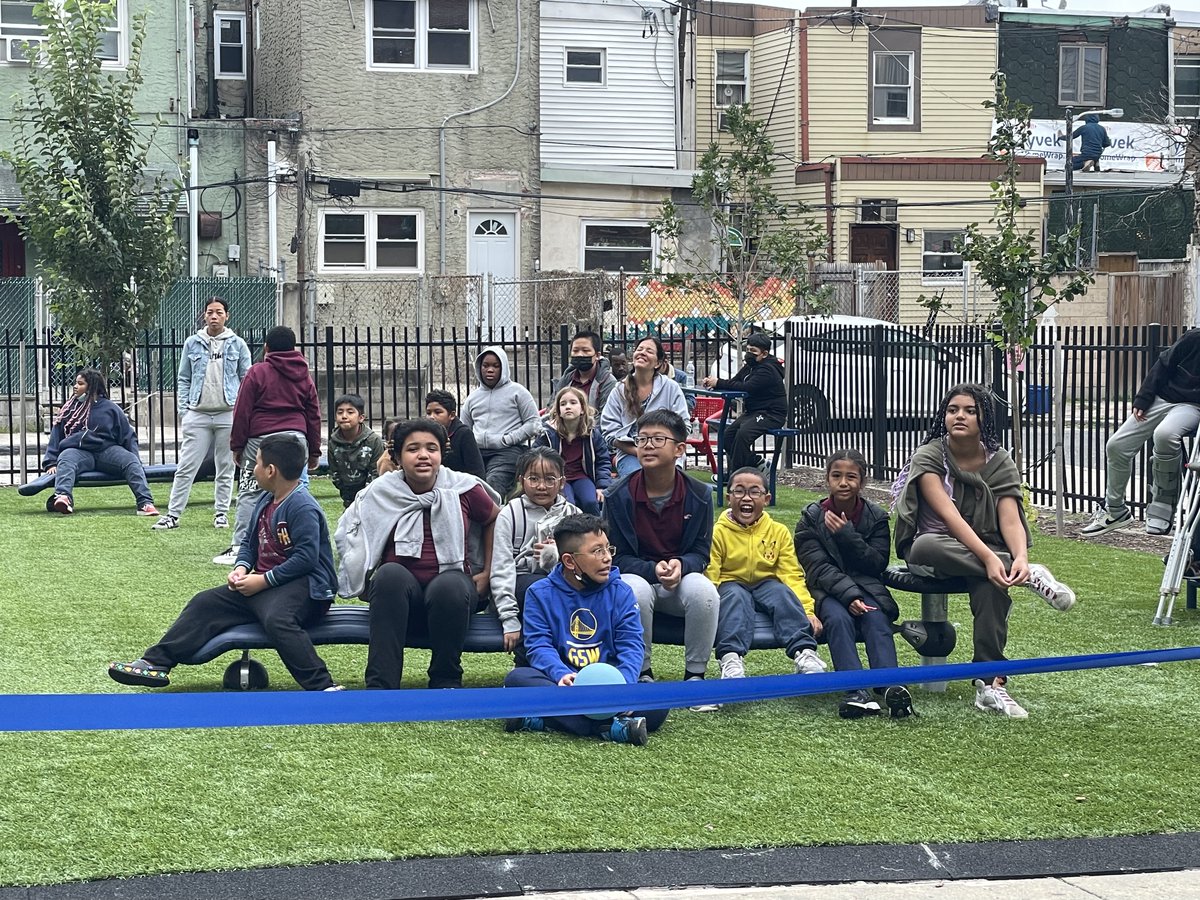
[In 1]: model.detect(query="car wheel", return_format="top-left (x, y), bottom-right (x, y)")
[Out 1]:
top-left (792, 386), bottom-right (829, 432)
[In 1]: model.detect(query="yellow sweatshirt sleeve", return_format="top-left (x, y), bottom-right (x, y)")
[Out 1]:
top-left (705, 524), bottom-right (725, 585)
top-left (773, 521), bottom-right (816, 619)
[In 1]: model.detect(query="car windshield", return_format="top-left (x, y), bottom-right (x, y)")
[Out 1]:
top-left (796, 325), bottom-right (959, 364)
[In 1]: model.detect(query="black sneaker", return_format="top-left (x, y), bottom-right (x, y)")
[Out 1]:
top-left (504, 716), bottom-right (545, 733)
top-left (604, 715), bottom-right (649, 745)
top-left (884, 685), bottom-right (917, 719)
top-left (838, 690), bottom-right (882, 719)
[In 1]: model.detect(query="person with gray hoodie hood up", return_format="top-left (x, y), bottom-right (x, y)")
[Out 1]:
top-left (460, 346), bottom-right (542, 496)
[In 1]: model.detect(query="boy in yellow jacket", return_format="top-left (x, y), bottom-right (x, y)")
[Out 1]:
top-left (708, 467), bottom-right (826, 679)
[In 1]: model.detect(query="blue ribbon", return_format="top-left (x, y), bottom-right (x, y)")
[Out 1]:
top-left (2, 646), bottom-right (1197, 732)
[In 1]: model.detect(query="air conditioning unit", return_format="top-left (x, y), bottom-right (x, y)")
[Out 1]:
top-left (211, 264), bottom-right (229, 278)
top-left (6, 35), bottom-right (45, 64)
top-left (718, 112), bottom-right (730, 132)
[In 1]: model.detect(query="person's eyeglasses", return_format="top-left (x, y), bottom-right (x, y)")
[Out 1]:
top-left (579, 544), bottom-right (617, 559)
top-left (522, 474), bottom-right (563, 487)
top-left (634, 434), bottom-right (678, 448)
top-left (730, 487), bottom-right (767, 499)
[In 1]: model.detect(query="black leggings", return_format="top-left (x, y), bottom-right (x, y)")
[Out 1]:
top-left (365, 563), bottom-right (476, 689)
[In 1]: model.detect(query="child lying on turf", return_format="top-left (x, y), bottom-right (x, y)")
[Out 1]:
top-left (108, 434), bottom-right (342, 691)
top-left (503, 513), bottom-right (668, 745)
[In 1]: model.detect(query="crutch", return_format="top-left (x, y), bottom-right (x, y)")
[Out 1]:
top-left (1153, 423), bottom-right (1200, 625)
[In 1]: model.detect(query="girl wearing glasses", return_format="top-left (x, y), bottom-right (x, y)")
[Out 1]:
top-left (600, 336), bottom-right (690, 478)
top-left (536, 386), bottom-right (612, 515)
top-left (490, 447), bottom-right (582, 661)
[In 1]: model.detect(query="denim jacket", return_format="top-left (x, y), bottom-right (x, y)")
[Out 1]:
top-left (177, 328), bottom-right (252, 414)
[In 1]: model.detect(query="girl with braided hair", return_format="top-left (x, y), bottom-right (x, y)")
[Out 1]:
top-left (42, 368), bottom-right (157, 516)
top-left (892, 384), bottom-right (1075, 719)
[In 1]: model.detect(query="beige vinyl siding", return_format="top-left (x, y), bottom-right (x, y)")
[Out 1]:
top-left (806, 26), bottom-right (996, 161)
top-left (696, 35), bottom-right (754, 148)
top-left (750, 25), bottom-right (801, 202)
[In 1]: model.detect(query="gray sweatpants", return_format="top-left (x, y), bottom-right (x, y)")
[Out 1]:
top-left (622, 571), bottom-right (719, 677)
top-left (166, 409), bottom-right (235, 520)
top-left (1103, 399), bottom-right (1200, 523)
top-left (230, 430), bottom-right (309, 553)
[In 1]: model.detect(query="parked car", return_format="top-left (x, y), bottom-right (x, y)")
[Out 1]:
top-left (706, 315), bottom-right (983, 431)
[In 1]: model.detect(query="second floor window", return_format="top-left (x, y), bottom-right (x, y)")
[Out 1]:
top-left (370, 0), bottom-right (473, 71)
top-left (565, 48), bottom-right (605, 85)
top-left (715, 50), bottom-right (748, 107)
top-left (0, 0), bottom-right (122, 65)
top-left (320, 210), bottom-right (423, 273)
top-left (923, 230), bottom-right (964, 278)
top-left (872, 52), bottom-right (913, 123)
top-left (1177, 57), bottom-right (1200, 119)
top-left (214, 11), bottom-right (245, 80)
top-left (1059, 44), bottom-right (1105, 106)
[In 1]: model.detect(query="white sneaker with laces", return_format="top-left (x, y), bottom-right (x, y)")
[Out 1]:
top-left (794, 647), bottom-right (827, 675)
top-left (212, 547), bottom-right (237, 566)
top-left (1080, 507), bottom-right (1133, 537)
top-left (213, 512), bottom-right (229, 529)
top-left (686, 674), bottom-right (720, 712)
top-left (151, 515), bottom-right (178, 531)
top-left (1025, 563), bottom-right (1076, 611)
top-left (974, 678), bottom-right (1028, 718)
top-left (718, 652), bottom-right (746, 679)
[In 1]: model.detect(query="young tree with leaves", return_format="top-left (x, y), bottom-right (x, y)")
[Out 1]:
top-left (650, 104), bottom-right (830, 336)
top-left (3, 0), bottom-right (181, 369)
top-left (955, 73), bottom-right (1093, 470)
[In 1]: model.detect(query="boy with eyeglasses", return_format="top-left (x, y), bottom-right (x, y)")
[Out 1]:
top-left (709, 467), bottom-right (826, 682)
top-left (605, 409), bottom-right (720, 707)
top-left (503, 513), bottom-right (668, 745)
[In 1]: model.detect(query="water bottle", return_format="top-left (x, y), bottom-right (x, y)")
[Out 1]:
top-left (685, 361), bottom-right (695, 387)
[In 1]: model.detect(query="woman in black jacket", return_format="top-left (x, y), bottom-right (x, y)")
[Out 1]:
top-left (794, 449), bottom-right (910, 719)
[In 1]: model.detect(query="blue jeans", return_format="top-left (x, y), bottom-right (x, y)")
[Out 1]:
top-left (563, 477), bottom-right (601, 515)
top-left (817, 597), bottom-right (898, 672)
top-left (714, 579), bottom-right (815, 659)
top-left (614, 454), bottom-right (641, 478)
top-left (503, 666), bottom-right (669, 736)
top-left (53, 445), bottom-right (154, 507)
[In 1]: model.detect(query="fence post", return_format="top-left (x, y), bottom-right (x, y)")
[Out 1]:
top-left (559, 323), bottom-right (570, 374)
top-left (991, 341), bottom-right (1009, 439)
top-left (324, 326), bottom-right (336, 427)
top-left (783, 319), bottom-right (796, 469)
top-left (1147, 322), bottom-right (1163, 376)
top-left (870, 324), bottom-right (887, 481)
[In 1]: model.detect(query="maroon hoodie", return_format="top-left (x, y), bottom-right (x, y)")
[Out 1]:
top-left (230, 349), bottom-right (322, 459)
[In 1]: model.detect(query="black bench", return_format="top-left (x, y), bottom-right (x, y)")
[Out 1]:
top-left (883, 565), bottom-right (970, 691)
top-left (185, 606), bottom-right (792, 690)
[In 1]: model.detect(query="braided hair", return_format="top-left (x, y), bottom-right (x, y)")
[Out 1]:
top-left (54, 368), bottom-right (107, 436)
top-left (922, 383), bottom-right (1001, 452)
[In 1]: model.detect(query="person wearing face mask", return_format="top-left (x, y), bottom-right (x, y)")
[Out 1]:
top-left (550, 330), bottom-right (617, 415)
top-left (700, 332), bottom-right (786, 476)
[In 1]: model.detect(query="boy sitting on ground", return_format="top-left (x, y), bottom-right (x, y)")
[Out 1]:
top-left (504, 514), bottom-right (668, 745)
top-left (709, 467), bottom-right (827, 687)
top-left (328, 393), bottom-right (387, 508)
top-left (108, 434), bottom-right (342, 692)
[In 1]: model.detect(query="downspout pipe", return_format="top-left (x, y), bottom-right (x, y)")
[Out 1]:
top-left (267, 139), bottom-right (278, 279)
top-left (798, 13), bottom-right (809, 163)
top-left (188, 131), bottom-right (200, 278)
top-left (438, 2), bottom-right (522, 275)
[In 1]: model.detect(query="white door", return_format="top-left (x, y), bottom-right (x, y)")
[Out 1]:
top-left (467, 212), bottom-right (518, 329)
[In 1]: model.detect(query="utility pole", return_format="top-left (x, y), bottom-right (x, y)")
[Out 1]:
top-left (1063, 107), bottom-right (1075, 234)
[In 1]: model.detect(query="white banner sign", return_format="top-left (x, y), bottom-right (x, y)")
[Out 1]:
top-left (1017, 119), bottom-right (1185, 173)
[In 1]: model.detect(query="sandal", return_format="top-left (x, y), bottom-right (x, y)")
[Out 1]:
top-left (108, 660), bottom-right (171, 688)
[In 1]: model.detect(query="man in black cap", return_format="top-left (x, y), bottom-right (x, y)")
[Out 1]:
top-left (701, 332), bottom-right (787, 475)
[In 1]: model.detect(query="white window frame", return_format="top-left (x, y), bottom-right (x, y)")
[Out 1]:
top-left (318, 208), bottom-right (425, 274)
top-left (921, 229), bottom-right (965, 283)
top-left (871, 51), bottom-right (914, 124)
top-left (0, 0), bottom-right (126, 67)
top-left (714, 50), bottom-right (748, 108)
top-left (213, 10), bottom-right (246, 81)
top-left (1176, 56), bottom-right (1200, 120)
top-left (1059, 43), bottom-right (1105, 106)
top-left (564, 46), bottom-right (605, 87)
top-left (580, 220), bottom-right (656, 273)
top-left (367, 0), bottom-right (477, 74)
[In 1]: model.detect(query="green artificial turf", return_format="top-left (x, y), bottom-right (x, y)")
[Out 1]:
top-left (1, 476), bottom-right (1198, 886)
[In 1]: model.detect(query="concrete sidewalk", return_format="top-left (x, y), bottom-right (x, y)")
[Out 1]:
top-left (498, 870), bottom-right (1200, 899)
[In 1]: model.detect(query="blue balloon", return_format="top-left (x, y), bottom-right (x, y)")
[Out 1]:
top-left (573, 662), bottom-right (626, 720)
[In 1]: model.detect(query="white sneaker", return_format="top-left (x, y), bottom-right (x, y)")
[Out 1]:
top-left (974, 678), bottom-right (1028, 718)
top-left (1025, 563), bottom-right (1076, 611)
top-left (212, 547), bottom-right (237, 566)
top-left (213, 512), bottom-right (229, 529)
top-left (150, 514), bottom-right (178, 531)
top-left (323, 684), bottom-right (346, 692)
top-left (1080, 507), bottom-right (1133, 537)
top-left (718, 652), bottom-right (746, 679)
top-left (686, 674), bottom-right (720, 712)
top-left (794, 647), bottom-right (827, 675)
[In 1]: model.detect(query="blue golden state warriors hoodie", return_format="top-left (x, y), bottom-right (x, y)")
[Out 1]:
top-left (521, 564), bottom-right (644, 685)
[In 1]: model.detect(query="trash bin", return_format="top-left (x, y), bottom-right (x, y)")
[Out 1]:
top-left (1027, 384), bottom-right (1051, 416)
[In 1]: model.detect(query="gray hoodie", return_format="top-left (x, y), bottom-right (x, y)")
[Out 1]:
top-left (460, 346), bottom-right (543, 452)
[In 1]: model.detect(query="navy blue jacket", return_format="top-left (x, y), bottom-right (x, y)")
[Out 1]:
top-left (1072, 115), bottom-right (1111, 161)
top-left (523, 564), bottom-right (644, 684)
top-left (234, 486), bottom-right (337, 602)
top-left (534, 424), bottom-right (613, 491)
top-left (43, 398), bottom-right (139, 469)
top-left (606, 470), bottom-right (713, 583)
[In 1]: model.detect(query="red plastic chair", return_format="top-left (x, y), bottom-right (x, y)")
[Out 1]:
top-left (684, 396), bottom-right (725, 473)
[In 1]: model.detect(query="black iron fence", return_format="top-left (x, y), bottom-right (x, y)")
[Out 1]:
top-left (0, 321), bottom-right (1184, 517)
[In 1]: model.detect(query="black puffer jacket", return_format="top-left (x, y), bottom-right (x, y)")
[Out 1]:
top-left (794, 498), bottom-right (898, 621)
top-left (712, 357), bottom-right (787, 419)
